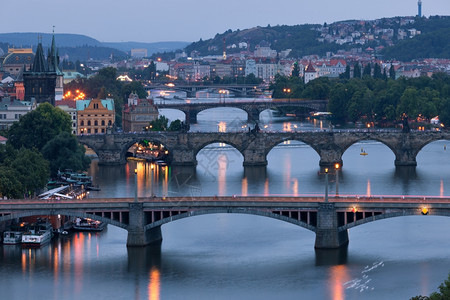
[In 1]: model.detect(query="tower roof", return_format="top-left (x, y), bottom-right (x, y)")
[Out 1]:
top-left (31, 42), bottom-right (47, 73)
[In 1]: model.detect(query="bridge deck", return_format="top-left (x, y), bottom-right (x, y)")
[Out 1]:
top-left (2, 195), bottom-right (450, 205)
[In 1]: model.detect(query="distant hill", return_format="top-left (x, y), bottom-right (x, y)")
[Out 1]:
top-left (0, 33), bottom-right (188, 61)
top-left (0, 33), bottom-right (102, 47)
top-left (180, 15), bottom-right (450, 60)
top-left (103, 41), bottom-right (190, 56)
top-left (381, 16), bottom-right (450, 60)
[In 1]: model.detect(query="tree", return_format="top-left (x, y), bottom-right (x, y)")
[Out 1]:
top-left (340, 65), bottom-right (351, 79)
top-left (12, 147), bottom-right (49, 195)
top-left (353, 62), bottom-right (362, 78)
top-left (363, 63), bottom-right (372, 77)
top-left (42, 132), bottom-right (91, 177)
top-left (0, 167), bottom-right (23, 199)
top-left (373, 63), bottom-right (383, 79)
top-left (7, 103), bottom-right (72, 151)
top-left (389, 65), bottom-right (396, 79)
top-left (291, 62), bottom-right (300, 77)
top-left (121, 81), bottom-right (147, 100)
top-left (0, 145), bottom-right (49, 198)
top-left (148, 116), bottom-right (169, 131)
top-left (168, 119), bottom-right (182, 131)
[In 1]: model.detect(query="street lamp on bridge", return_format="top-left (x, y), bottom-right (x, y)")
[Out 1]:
top-left (324, 168), bottom-right (329, 202)
top-left (134, 168), bottom-right (138, 202)
top-left (283, 88), bottom-right (291, 103)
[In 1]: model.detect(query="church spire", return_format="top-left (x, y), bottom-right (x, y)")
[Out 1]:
top-left (31, 37), bottom-right (47, 73)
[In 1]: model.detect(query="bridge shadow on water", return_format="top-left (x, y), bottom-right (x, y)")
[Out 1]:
top-left (127, 243), bottom-right (162, 274)
top-left (315, 247), bottom-right (348, 266)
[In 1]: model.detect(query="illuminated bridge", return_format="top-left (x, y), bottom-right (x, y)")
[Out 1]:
top-left (0, 196), bottom-right (449, 249)
top-left (155, 99), bottom-right (328, 123)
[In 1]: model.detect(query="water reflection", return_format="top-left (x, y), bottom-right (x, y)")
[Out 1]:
top-left (315, 248), bottom-right (348, 266)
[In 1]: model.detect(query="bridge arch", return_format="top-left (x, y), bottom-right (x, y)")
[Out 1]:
top-left (121, 137), bottom-right (173, 163)
top-left (340, 210), bottom-right (450, 231)
top-left (265, 138), bottom-right (322, 160)
top-left (415, 139), bottom-right (450, 160)
top-left (194, 140), bottom-right (245, 159)
top-left (143, 209), bottom-right (316, 233)
top-left (0, 210), bottom-right (128, 230)
top-left (341, 138), bottom-right (398, 159)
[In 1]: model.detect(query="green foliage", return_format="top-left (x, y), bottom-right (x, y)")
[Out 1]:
top-left (7, 103), bottom-right (71, 151)
top-left (270, 72), bottom-right (450, 126)
top-left (148, 116), bottom-right (169, 131)
top-left (291, 62), bottom-right (300, 77)
top-left (42, 132), bottom-right (91, 177)
top-left (383, 28), bottom-right (450, 60)
top-left (121, 81), bottom-right (147, 100)
top-left (0, 144), bottom-right (49, 198)
top-left (168, 119), bottom-right (182, 131)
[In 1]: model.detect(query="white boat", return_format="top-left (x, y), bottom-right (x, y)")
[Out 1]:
top-left (3, 231), bottom-right (23, 245)
top-left (21, 221), bottom-right (53, 247)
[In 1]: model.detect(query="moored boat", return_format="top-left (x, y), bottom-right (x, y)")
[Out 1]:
top-left (73, 218), bottom-right (106, 232)
top-left (21, 221), bottom-right (54, 247)
top-left (3, 222), bottom-right (28, 245)
top-left (3, 231), bottom-right (23, 245)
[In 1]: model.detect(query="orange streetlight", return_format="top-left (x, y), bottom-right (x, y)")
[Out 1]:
top-left (335, 163), bottom-right (340, 196)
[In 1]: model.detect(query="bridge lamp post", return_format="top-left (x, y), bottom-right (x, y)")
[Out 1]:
top-left (335, 163), bottom-right (340, 196)
top-left (150, 164), bottom-right (155, 197)
top-left (283, 88), bottom-right (291, 103)
top-left (134, 168), bottom-right (138, 202)
top-left (324, 167), bottom-right (329, 202)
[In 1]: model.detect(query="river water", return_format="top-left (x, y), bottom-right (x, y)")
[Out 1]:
top-left (1, 104), bottom-right (449, 300)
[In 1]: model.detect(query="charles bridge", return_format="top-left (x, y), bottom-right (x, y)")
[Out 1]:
top-left (154, 99), bottom-right (328, 123)
top-left (77, 130), bottom-right (450, 168)
top-left (1, 196), bottom-right (449, 248)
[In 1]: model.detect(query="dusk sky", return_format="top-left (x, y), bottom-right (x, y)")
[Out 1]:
top-left (1, 0), bottom-right (449, 43)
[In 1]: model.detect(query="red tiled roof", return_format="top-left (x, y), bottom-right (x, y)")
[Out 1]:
top-left (56, 100), bottom-right (77, 109)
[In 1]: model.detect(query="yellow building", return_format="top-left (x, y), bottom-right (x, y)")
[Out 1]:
top-left (76, 99), bottom-right (115, 134)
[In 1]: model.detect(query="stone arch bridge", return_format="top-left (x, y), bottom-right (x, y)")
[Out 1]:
top-left (145, 84), bottom-right (264, 98)
top-left (77, 130), bottom-right (450, 168)
top-left (155, 99), bottom-right (328, 124)
top-left (1, 196), bottom-right (449, 248)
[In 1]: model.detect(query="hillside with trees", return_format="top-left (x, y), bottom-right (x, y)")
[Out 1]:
top-left (167, 16), bottom-right (450, 60)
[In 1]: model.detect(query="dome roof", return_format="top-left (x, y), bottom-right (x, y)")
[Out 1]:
top-left (3, 52), bottom-right (34, 66)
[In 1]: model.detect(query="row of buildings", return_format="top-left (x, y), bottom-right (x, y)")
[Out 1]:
top-left (1, 33), bottom-right (160, 135)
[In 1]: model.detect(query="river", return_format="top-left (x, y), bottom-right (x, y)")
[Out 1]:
top-left (1, 104), bottom-right (449, 300)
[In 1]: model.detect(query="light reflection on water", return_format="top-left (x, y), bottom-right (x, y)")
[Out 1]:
top-left (2, 107), bottom-right (450, 299)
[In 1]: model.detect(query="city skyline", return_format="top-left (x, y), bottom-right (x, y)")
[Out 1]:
top-left (1, 0), bottom-right (449, 43)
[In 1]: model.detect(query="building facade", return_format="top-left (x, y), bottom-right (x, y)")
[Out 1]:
top-left (76, 99), bottom-right (115, 134)
top-left (0, 98), bottom-right (37, 130)
top-left (122, 93), bottom-right (159, 132)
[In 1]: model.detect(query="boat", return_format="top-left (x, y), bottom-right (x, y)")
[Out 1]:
top-left (3, 231), bottom-right (23, 245)
top-left (360, 148), bottom-right (368, 156)
top-left (21, 221), bottom-right (53, 247)
top-left (3, 222), bottom-right (28, 245)
top-left (66, 173), bottom-right (93, 186)
top-left (73, 218), bottom-right (106, 232)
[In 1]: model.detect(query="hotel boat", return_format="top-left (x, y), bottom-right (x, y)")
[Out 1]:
top-left (73, 218), bottom-right (106, 232)
top-left (3, 231), bottom-right (24, 245)
top-left (21, 221), bottom-right (54, 247)
top-left (3, 222), bottom-right (28, 245)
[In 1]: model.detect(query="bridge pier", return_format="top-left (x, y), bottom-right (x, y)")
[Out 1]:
top-left (171, 148), bottom-right (197, 166)
top-left (127, 203), bottom-right (162, 247)
top-left (394, 150), bottom-right (418, 166)
top-left (314, 203), bottom-right (349, 249)
top-left (188, 110), bottom-right (198, 124)
top-left (97, 149), bottom-right (126, 165)
top-left (243, 148), bottom-right (267, 166)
